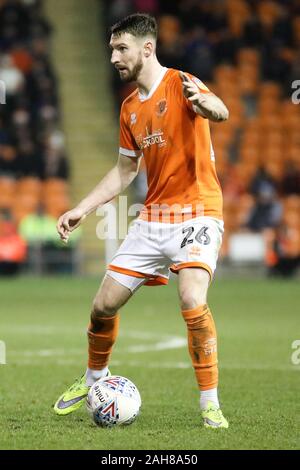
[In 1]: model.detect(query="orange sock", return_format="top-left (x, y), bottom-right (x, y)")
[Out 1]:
top-left (182, 304), bottom-right (218, 391)
top-left (87, 314), bottom-right (119, 370)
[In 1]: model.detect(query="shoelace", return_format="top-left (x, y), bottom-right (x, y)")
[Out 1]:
top-left (206, 407), bottom-right (223, 421)
top-left (69, 376), bottom-right (85, 392)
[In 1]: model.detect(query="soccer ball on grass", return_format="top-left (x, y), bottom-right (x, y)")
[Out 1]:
top-left (86, 375), bottom-right (141, 427)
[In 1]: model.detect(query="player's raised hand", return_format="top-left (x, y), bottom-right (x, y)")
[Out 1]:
top-left (56, 207), bottom-right (86, 243)
top-left (179, 71), bottom-right (206, 105)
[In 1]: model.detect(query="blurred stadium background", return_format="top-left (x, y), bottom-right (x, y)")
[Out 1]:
top-left (0, 0), bottom-right (299, 278)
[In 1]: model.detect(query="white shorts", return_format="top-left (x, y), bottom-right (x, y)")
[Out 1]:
top-left (107, 216), bottom-right (224, 292)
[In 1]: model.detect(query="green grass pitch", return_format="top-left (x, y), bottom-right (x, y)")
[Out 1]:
top-left (0, 275), bottom-right (299, 450)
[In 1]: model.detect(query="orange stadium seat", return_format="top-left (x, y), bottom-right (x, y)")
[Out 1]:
top-left (205, 82), bottom-right (217, 94)
top-left (286, 146), bottom-right (300, 165)
top-left (212, 130), bottom-right (234, 147)
top-left (293, 16), bottom-right (300, 42)
top-left (235, 193), bottom-right (255, 226)
top-left (223, 200), bottom-right (240, 232)
top-left (263, 147), bottom-right (283, 166)
top-left (263, 134), bottom-right (283, 150)
top-left (17, 177), bottom-right (41, 197)
top-left (262, 161), bottom-right (284, 182)
top-left (225, 97), bottom-right (244, 116)
top-left (43, 178), bottom-right (68, 199)
top-left (14, 193), bottom-right (40, 211)
top-left (258, 1), bottom-right (280, 30)
top-left (226, 0), bottom-right (250, 12)
top-left (237, 49), bottom-right (260, 67)
top-left (238, 67), bottom-right (259, 94)
top-left (259, 82), bottom-right (282, 100)
top-left (283, 195), bottom-right (300, 213)
top-left (12, 193), bottom-right (40, 223)
top-left (214, 64), bottom-right (238, 84)
top-left (218, 84), bottom-right (239, 102)
top-left (246, 117), bottom-right (261, 131)
top-left (0, 177), bottom-right (16, 209)
top-left (258, 97), bottom-right (279, 116)
top-left (239, 147), bottom-right (260, 165)
top-left (215, 160), bottom-right (230, 180)
top-left (286, 131), bottom-right (300, 147)
top-left (259, 115), bottom-right (281, 132)
top-left (44, 194), bottom-right (70, 219)
top-left (158, 15), bottom-right (181, 46)
top-left (227, 3), bottom-right (251, 36)
top-left (283, 114), bottom-right (300, 133)
top-left (212, 145), bottom-right (230, 166)
top-left (281, 100), bottom-right (300, 118)
top-left (241, 130), bottom-right (261, 148)
top-left (234, 162), bottom-right (257, 188)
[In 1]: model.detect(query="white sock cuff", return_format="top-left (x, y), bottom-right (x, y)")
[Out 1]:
top-left (200, 387), bottom-right (219, 410)
top-left (85, 367), bottom-right (109, 387)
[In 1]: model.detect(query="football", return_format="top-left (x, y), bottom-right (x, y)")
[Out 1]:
top-left (86, 375), bottom-right (141, 427)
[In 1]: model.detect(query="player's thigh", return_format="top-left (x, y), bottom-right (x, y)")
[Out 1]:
top-left (177, 267), bottom-right (210, 310)
top-left (92, 273), bottom-right (133, 317)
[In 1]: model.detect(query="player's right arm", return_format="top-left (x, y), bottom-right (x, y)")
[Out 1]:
top-left (57, 153), bottom-right (141, 242)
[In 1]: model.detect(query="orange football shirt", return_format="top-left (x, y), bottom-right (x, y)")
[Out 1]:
top-left (119, 67), bottom-right (223, 222)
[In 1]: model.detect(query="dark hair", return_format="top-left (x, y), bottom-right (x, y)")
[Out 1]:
top-left (111, 13), bottom-right (157, 40)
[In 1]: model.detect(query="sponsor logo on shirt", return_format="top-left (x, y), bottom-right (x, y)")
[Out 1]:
top-left (136, 127), bottom-right (166, 149)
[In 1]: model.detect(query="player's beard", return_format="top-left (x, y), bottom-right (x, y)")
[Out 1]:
top-left (120, 52), bottom-right (143, 83)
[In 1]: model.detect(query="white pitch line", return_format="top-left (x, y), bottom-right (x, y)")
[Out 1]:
top-left (5, 356), bottom-right (300, 372)
top-left (128, 336), bottom-right (186, 352)
top-left (7, 331), bottom-right (188, 357)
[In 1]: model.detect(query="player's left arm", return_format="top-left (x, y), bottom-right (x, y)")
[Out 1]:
top-left (179, 72), bottom-right (229, 122)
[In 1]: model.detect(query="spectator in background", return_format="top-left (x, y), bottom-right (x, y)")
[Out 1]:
top-left (0, 54), bottom-right (24, 97)
top-left (157, 15), bottom-right (185, 70)
top-left (17, 138), bottom-right (43, 178)
top-left (19, 204), bottom-right (80, 274)
top-left (43, 130), bottom-right (69, 180)
top-left (183, 26), bottom-right (214, 81)
top-left (246, 181), bottom-right (282, 232)
top-left (270, 223), bottom-right (300, 277)
top-left (281, 161), bottom-right (300, 196)
top-left (0, 208), bottom-right (27, 275)
top-left (249, 167), bottom-right (277, 197)
top-left (0, 142), bottom-right (20, 178)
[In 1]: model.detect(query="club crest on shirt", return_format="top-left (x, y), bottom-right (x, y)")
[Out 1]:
top-left (130, 113), bottom-right (137, 125)
top-left (155, 99), bottom-right (167, 117)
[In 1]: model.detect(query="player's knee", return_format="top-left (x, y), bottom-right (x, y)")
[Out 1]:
top-left (179, 279), bottom-right (209, 309)
top-left (91, 296), bottom-right (118, 320)
top-left (180, 287), bottom-right (206, 310)
top-left (179, 269), bottom-right (210, 310)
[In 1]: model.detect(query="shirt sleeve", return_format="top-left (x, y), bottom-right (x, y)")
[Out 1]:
top-left (119, 103), bottom-right (143, 157)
